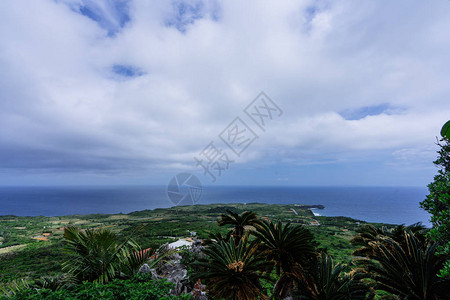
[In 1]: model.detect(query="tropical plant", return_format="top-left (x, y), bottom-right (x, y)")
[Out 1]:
top-left (354, 231), bottom-right (450, 299)
top-left (252, 219), bottom-right (317, 298)
top-left (202, 231), bottom-right (232, 246)
top-left (62, 225), bottom-right (161, 283)
top-left (193, 237), bottom-right (271, 300)
top-left (351, 223), bottom-right (427, 257)
top-left (420, 122), bottom-right (450, 278)
top-left (120, 244), bottom-right (169, 278)
top-left (218, 210), bottom-right (261, 243)
top-left (292, 253), bottom-right (374, 300)
top-left (0, 279), bottom-right (31, 298)
top-left (34, 274), bottom-right (77, 291)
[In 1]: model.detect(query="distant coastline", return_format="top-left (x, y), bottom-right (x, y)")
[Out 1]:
top-left (310, 208), bottom-right (322, 217)
top-left (0, 186), bottom-right (430, 226)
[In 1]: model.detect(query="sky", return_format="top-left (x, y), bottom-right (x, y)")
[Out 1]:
top-left (0, 0), bottom-right (449, 187)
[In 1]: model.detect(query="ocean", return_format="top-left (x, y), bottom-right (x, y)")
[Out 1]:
top-left (0, 186), bottom-right (431, 227)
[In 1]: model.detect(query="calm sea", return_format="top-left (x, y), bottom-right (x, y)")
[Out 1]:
top-left (0, 186), bottom-right (431, 227)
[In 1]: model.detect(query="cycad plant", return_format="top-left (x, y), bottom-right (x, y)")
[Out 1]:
top-left (354, 230), bottom-right (450, 299)
top-left (218, 210), bottom-right (261, 243)
top-left (0, 279), bottom-right (31, 298)
top-left (292, 253), bottom-right (374, 300)
top-left (193, 237), bottom-right (271, 300)
top-left (252, 219), bottom-right (317, 298)
top-left (203, 231), bottom-right (233, 246)
top-left (62, 226), bottom-right (158, 283)
top-left (351, 223), bottom-right (427, 257)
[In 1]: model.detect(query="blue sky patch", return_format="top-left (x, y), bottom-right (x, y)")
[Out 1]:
top-left (76, 0), bottom-right (131, 37)
top-left (165, 0), bottom-right (220, 33)
top-left (339, 103), bottom-right (403, 120)
top-left (305, 6), bottom-right (318, 20)
top-left (112, 65), bottom-right (144, 78)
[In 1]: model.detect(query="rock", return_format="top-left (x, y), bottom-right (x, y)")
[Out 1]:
top-left (168, 267), bottom-right (187, 282)
top-left (139, 238), bottom-right (208, 297)
top-left (171, 278), bottom-right (190, 295)
top-left (138, 263), bottom-right (151, 274)
top-left (151, 254), bottom-right (191, 295)
top-left (190, 238), bottom-right (205, 257)
top-left (138, 264), bottom-right (164, 281)
top-left (150, 268), bottom-right (163, 281)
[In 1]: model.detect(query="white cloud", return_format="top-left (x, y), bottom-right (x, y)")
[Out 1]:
top-left (0, 0), bottom-right (448, 185)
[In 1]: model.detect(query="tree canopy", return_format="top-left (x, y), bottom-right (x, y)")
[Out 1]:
top-left (420, 121), bottom-right (450, 278)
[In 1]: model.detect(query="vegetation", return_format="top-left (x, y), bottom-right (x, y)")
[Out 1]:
top-left (217, 210), bottom-right (261, 243)
top-left (252, 219), bottom-right (317, 298)
top-left (2, 203), bottom-right (448, 299)
top-left (196, 210), bottom-right (373, 299)
top-left (0, 203), bottom-right (360, 283)
top-left (352, 225), bottom-right (450, 299)
top-left (195, 210), bottom-right (449, 299)
top-left (194, 237), bottom-right (270, 300)
top-left (292, 254), bottom-right (373, 300)
top-left (351, 223), bottom-right (428, 257)
top-left (0, 273), bottom-right (191, 299)
top-left (420, 127), bottom-right (450, 278)
top-left (62, 225), bottom-right (169, 283)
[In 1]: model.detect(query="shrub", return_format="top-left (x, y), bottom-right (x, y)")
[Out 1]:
top-left (4, 274), bottom-right (192, 300)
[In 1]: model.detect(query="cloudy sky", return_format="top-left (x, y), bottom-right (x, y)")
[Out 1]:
top-left (0, 0), bottom-right (449, 187)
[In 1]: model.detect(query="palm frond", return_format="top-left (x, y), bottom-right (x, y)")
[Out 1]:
top-left (62, 225), bottom-right (150, 283)
top-left (0, 278), bottom-right (31, 298)
top-left (193, 237), bottom-right (271, 300)
top-left (354, 229), bottom-right (450, 299)
top-left (218, 210), bottom-right (261, 243)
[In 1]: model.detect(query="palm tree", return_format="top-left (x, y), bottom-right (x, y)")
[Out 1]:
top-left (62, 226), bottom-right (161, 283)
top-left (354, 230), bottom-right (450, 299)
top-left (252, 219), bottom-right (317, 298)
top-left (218, 210), bottom-right (261, 243)
top-left (193, 237), bottom-right (271, 300)
top-left (292, 253), bottom-right (374, 300)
